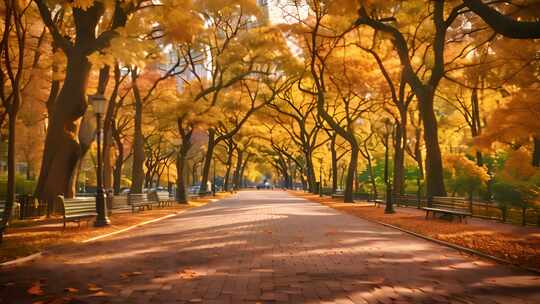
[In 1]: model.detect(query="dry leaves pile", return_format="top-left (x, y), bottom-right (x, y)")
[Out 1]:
top-left (292, 192), bottom-right (540, 270)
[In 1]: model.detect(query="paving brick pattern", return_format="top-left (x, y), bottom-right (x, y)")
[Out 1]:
top-left (1, 191), bottom-right (539, 303)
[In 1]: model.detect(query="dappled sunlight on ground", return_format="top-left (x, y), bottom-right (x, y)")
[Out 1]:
top-left (293, 191), bottom-right (540, 270)
top-left (1, 190), bottom-right (539, 303)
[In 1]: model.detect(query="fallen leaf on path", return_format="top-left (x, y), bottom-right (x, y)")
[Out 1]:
top-left (325, 230), bottom-right (337, 236)
top-left (179, 269), bottom-right (202, 280)
top-left (87, 283), bottom-right (102, 292)
top-left (64, 287), bottom-right (79, 293)
top-left (27, 282), bottom-right (44, 296)
top-left (121, 271), bottom-right (144, 278)
top-left (90, 291), bottom-right (110, 297)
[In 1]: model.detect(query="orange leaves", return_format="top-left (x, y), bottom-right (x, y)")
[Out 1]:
top-left (63, 287), bottom-right (79, 293)
top-left (87, 283), bottom-right (102, 292)
top-left (500, 149), bottom-right (539, 182)
top-left (443, 154), bottom-right (490, 195)
top-left (179, 268), bottom-right (203, 280)
top-left (195, 0), bottom-right (261, 17)
top-left (159, 0), bottom-right (204, 44)
top-left (324, 229), bottom-right (338, 236)
top-left (120, 271), bottom-right (144, 278)
top-left (27, 282), bottom-right (45, 296)
top-left (90, 291), bottom-right (111, 297)
top-left (476, 85), bottom-right (540, 150)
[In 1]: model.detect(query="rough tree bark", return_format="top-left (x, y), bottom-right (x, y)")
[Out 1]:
top-left (223, 140), bottom-right (236, 191)
top-left (463, 0), bottom-right (540, 39)
top-left (175, 119), bottom-right (193, 203)
top-left (130, 69), bottom-right (145, 194)
top-left (330, 134), bottom-right (338, 193)
top-left (34, 1), bottom-right (119, 203)
top-left (233, 149), bottom-right (243, 190)
top-left (199, 129), bottom-right (215, 194)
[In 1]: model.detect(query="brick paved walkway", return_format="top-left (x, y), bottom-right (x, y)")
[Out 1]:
top-left (1, 190), bottom-right (539, 303)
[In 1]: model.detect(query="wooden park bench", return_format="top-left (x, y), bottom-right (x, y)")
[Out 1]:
top-left (368, 194), bottom-right (385, 207)
top-left (111, 195), bottom-right (130, 213)
top-left (57, 195), bottom-right (97, 229)
top-left (128, 193), bottom-right (155, 212)
top-left (393, 194), bottom-right (424, 208)
top-left (331, 190), bottom-right (344, 199)
top-left (149, 191), bottom-right (174, 207)
top-left (422, 196), bottom-right (472, 223)
top-left (353, 193), bottom-right (371, 201)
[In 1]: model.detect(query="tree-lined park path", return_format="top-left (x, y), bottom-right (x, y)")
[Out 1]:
top-left (1, 191), bottom-right (539, 304)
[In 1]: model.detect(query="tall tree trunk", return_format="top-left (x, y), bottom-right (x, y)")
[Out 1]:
top-left (414, 128), bottom-right (425, 199)
top-left (471, 87), bottom-right (484, 166)
top-left (35, 53), bottom-right (91, 202)
top-left (240, 154), bottom-right (251, 188)
top-left (287, 159), bottom-right (294, 188)
top-left (175, 127), bottom-right (192, 203)
top-left (360, 141), bottom-right (378, 199)
top-left (343, 144), bottom-right (359, 203)
top-left (533, 137), bottom-right (540, 167)
top-left (191, 162), bottom-right (198, 188)
top-left (130, 69), bottom-right (145, 194)
top-left (233, 149), bottom-right (243, 190)
top-left (199, 129), bottom-right (215, 194)
top-left (176, 152), bottom-right (187, 202)
top-left (418, 92), bottom-right (446, 197)
top-left (113, 157), bottom-right (123, 194)
top-left (366, 156), bottom-right (377, 199)
top-left (392, 114), bottom-right (406, 196)
top-left (112, 123), bottom-right (124, 194)
top-left (223, 146), bottom-right (234, 191)
top-left (331, 135), bottom-right (338, 193)
top-left (176, 141), bottom-right (191, 203)
top-left (304, 150), bottom-right (316, 193)
top-left (0, 95), bottom-right (20, 242)
top-left (102, 65), bottom-right (122, 190)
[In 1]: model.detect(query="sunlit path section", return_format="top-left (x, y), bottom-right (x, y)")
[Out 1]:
top-left (1, 190), bottom-right (539, 303)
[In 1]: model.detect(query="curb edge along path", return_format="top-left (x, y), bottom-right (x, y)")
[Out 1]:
top-left (0, 198), bottom-right (223, 269)
top-left (304, 194), bottom-right (540, 276)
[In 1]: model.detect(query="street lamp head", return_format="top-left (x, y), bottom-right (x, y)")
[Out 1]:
top-left (89, 94), bottom-right (107, 115)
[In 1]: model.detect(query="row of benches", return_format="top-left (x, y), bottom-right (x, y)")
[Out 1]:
top-left (58, 191), bottom-right (176, 229)
top-left (129, 192), bottom-right (175, 212)
top-left (330, 191), bottom-right (472, 222)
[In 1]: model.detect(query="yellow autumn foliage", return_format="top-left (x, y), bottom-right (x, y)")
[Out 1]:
top-left (443, 154), bottom-right (490, 195)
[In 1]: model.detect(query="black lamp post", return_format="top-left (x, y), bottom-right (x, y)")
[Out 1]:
top-left (212, 155), bottom-right (216, 196)
top-left (383, 118), bottom-right (395, 214)
top-left (90, 94), bottom-right (110, 227)
top-left (319, 157), bottom-right (323, 197)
